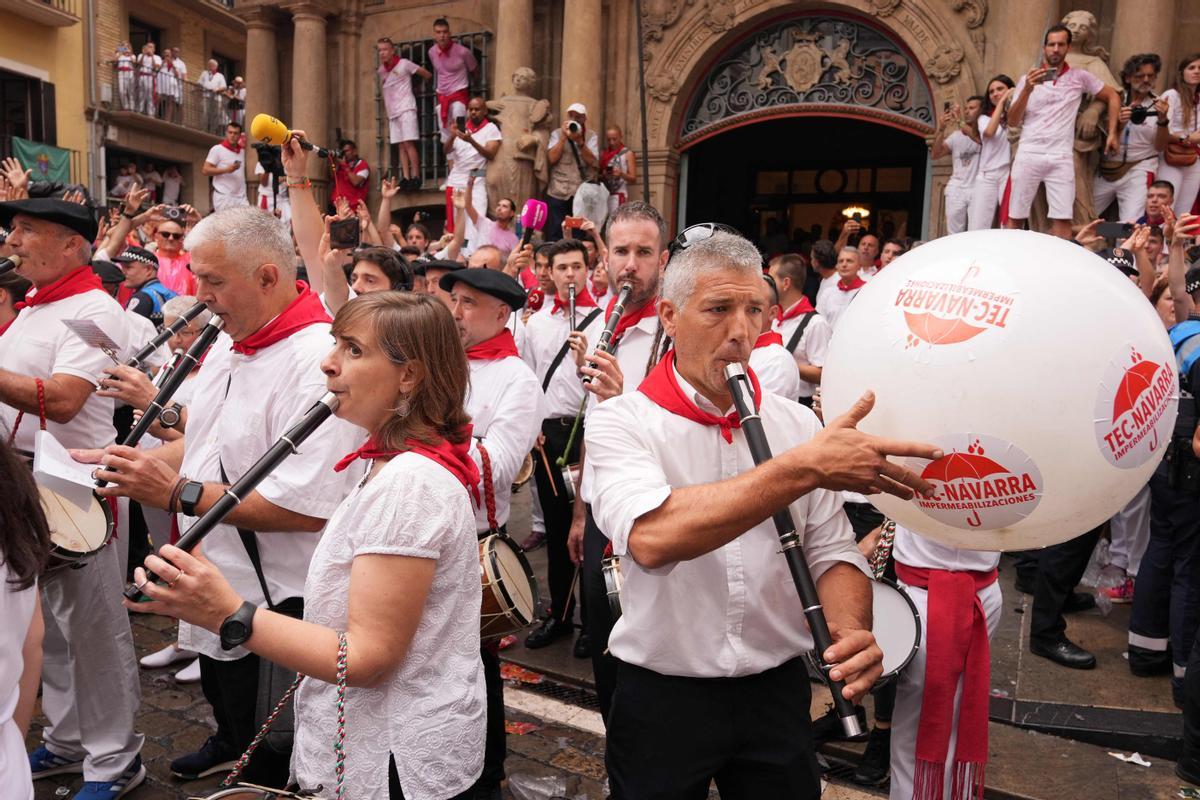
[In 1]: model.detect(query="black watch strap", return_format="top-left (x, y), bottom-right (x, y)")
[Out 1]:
top-left (160, 402), bottom-right (183, 429)
top-left (219, 600), bottom-right (257, 650)
top-left (179, 480), bottom-right (205, 516)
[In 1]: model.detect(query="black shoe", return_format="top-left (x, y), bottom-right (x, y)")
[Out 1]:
top-left (812, 703), bottom-right (868, 747)
top-left (1064, 591), bottom-right (1097, 613)
top-left (1129, 655), bottom-right (1172, 677)
top-left (169, 735), bottom-right (238, 780)
top-left (405, 177), bottom-right (422, 192)
top-left (573, 631), bottom-right (591, 659)
top-left (851, 726), bottom-right (891, 786)
top-left (1030, 638), bottom-right (1096, 669)
top-left (1177, 758), bottom-right (1200, 786)
top-left (524, 616), bottom-right (572, 649)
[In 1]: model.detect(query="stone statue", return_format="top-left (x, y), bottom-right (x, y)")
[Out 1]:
top-left (486, 67), bottom-right (553, 207)
top-left (1032, 10), bottom-right (1120, 230)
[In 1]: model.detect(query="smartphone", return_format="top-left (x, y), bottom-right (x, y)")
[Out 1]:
top-left (455, 115), bottom-right (466, 132)
top-left (1042, 66), bottom-right (1059, 83)
top-left (1096, 221), bottom-right (1134, 240)
top-left (329, 217), bottom-right (361, 250)
top-left (563, 216), bottom-right (585, 230)
top-left (943, 101), bottom-right (951, 113)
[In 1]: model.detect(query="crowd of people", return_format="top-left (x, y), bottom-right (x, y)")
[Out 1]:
top-left (112, 40), bottom-right (245, 134)
top-left (2, 15), bottom-right (1200, 800)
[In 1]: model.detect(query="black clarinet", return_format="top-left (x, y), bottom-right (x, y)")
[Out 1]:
top-left (581, 282), bottom-right (632, 386)
top-left (724, 362), bottom-right (865, 738)
top-left (97, 316), bottom-right (225, 488)
top-left (124, 301), bottom-right (208, 368)
top-left (125, 391), bottom-right (340, 601)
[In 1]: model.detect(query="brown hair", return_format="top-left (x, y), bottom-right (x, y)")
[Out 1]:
top-left (770, 253), bottom-right (808, 287)
top-left (0, 440), bottom-right (51, 589)
top-left (1171, 52), bottom-right (1200, 130)
top-left (1151, 274), bottom-right (1171, 307)
top-left (331, 292), bottom-right (471, 449)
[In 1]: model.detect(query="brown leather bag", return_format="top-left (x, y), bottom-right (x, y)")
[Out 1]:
top-left (1166, 139), bottom-right (1198, 168)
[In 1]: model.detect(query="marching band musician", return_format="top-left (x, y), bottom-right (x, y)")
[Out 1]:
top-left (126, 292), bottom-right (487, 800)
top-left (80, 208), bottom-right (363, 787)
top-left (768, 252), bottom-right (832, 406)
top-left (0, 199), bottom-right (147, 797)
top-left (438, 266), bottom-right (544, 799)
top-left (584, 230), bottom-right (940, 799)
top-left (520, 238), bottom-right (605, 652)
top-left (567, 201), bottom-right (670, 719)
top-left (748, 273), bottom-right (802, 400)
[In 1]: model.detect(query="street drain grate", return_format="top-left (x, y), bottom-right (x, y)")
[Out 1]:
top-left (510, 676), bottom-right (602, 712)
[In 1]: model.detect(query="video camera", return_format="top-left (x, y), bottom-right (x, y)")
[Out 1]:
top-left (253, 142), bottom-right (285, 179)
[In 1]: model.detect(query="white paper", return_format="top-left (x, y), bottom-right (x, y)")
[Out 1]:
top-left (62, 318), bottom-right (121, 361)
top-left (1107, 751), bottom-right (1152, 767)
top-left (33, 430), bottom-right (98, 512)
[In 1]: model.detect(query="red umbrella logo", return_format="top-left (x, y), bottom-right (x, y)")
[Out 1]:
top-left (920, 439), bottom-right (1009, 482)
top-left (904, 311), bottom-right (988, 347)
top-left (1111, 349), bottom-right (1164, 423)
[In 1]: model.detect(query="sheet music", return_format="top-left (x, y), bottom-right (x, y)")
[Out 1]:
top-left (33, 429), bottom-right (97, 512)
top-left (61, 318), bottom-right (122, 362)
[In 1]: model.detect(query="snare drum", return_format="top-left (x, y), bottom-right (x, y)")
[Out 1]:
top-left (511, 453), bottom-right (535, 493)
top-left (41, 486), bottom-right (114, 569)
top-left (479, 533), bottom-right (542, 640)
top-left (560, 463), bottom-right (581, 502)
top-left (602, 555), bottom-right (623, 621)
top-left (804, 578), bottom-right (921, 686)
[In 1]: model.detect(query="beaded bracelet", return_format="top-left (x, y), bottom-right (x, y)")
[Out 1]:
top-left (286, 177), bottom-right (312, 190)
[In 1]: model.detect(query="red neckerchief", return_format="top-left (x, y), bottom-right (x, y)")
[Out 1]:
top-left (231, 281), bottom-right (331, 356)
top-left (778, 296), bottom-right (816, 323)
top-left (466, 117), bottom-right (488, 134)
top-left (599, 145), bottom-right (623, 173)
top-left (219, 139), bottom-right (242, 154)
top-left (895, 562), bottom-right (997, 800)
top-left (1047, 60), bottom-right (1069, 83)
top-left (551, 288), bottom-right (598, 316)
top-left (837, 276), bottom-right (866, 292)
top-left (638, 350), bottom-right (761, 444)
top-left (466, 328), bottom-right (519, 361)
top-left (18, 266), bottom-right (104, 310)
top-left (381, 54), bottom-right (400, 72)
top-left (606, 294), bottom-right (657, 345)
top-left (333, 427), bottom-right (482, 506)
top-left (754, 330), bottom-right (783, 349)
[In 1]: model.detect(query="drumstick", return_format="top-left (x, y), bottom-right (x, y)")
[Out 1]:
top-left (561, 564), bottom-right (581, 623)
top-left (536, 443), bottom-right (558, 497)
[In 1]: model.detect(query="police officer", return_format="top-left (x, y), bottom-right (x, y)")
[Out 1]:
top-left (113, 245), bottom-right (177, 326)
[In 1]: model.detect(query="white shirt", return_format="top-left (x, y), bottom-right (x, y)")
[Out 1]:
top-left (586, 369), bottom-right (868, 677)
top-left (977, 115), bottom-right (1010, 173)
top-left (162, 172), bottom-right (182, 205)
top-left (254, 162), bottom-right (290, 210)
top-left (293, 454), bottom-right (485, 800)
top-left (199, 69), bottom-right (227, 94)
top-left (380, 57), bottom-right (420, 117)
top-left (749, 340), bottom-right (801, 401)
top-left (1014, 67), bottom-right (1106, 155)
top-left (1119, 96), bottom-right (1160, 163)
top-left (773, 301), bottom-right (832, 399)
top-left (136, 53), bottom-right (160, 76)
top-left (177, 325), bottom-right (363, 659)
top-left (123, 309), bottom-right (168, 370)
top-left (447, 122), bottom-right (502, 188)
top-left (892, 523), bottom-right (1000, 573)
top-left (0, 566), bottom-right (35, 800)
top-left (520, 302), bottom-right (605, 419)
top-left (816, 279), bottom-right (863, 331)
top-left (1162, 88), bottom-right (1200, 138)
top-left (465, 354), bottom-right (545, 533)
top-left (205, 143), bottom-right (246, 201)
top-left (944, 130), bottom-right (981, 188)
top-left (0, 288), bottom-right (135, 451)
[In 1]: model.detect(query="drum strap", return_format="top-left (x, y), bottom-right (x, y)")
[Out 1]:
top-left (7, 378), bottom-right (46, 446)
top-left (477, 441), bottom-right (500, 533)
top-left (543, 308), bottom-right (603, 392)
top-left (785, 313), bottom-right (815, 354)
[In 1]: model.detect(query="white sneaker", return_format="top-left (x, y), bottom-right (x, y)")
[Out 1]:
top-left (174, 659), bottom-right (201, 683)
top-left (139, 643), bottom-right (196, 669)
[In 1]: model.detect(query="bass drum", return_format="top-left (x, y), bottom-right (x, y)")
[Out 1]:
top-left (41, 486), bottom-right (114, 570)
top-left (193, 787), bottom-right (317, 799)
top-left (479, 533), bottom-right (542, 640)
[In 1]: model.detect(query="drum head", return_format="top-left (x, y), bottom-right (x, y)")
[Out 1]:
top-left (872, 580), bottom-right (921, 678)
top-left (194, 788), bottom-right (292, 799)
top-left (40, 487), bottom-right (112, 557)
top-left (486, 535), bottom-right (538, 625)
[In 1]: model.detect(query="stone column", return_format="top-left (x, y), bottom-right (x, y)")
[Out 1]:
top-left (560, 0), bottom-right (603, 126)
top-left (1110, 0), bottom-right (1174, 85)
top-left (242, 9), bottom-right (278, 178)
top-left (289, 4), bottom-right (329, 181)
top-left (493, 0), bottom-right (533, 97)
top-left (986, 0), bottom-right (1058, 79)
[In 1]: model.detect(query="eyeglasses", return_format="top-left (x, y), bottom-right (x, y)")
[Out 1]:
top-left (669, 222), bottom-right (740, 257)
top-left (158, 231), bottom-right (183, 240)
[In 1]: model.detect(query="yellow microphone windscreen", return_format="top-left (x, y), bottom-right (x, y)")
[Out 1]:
top-left (250, 114), bottom-right (289, 146)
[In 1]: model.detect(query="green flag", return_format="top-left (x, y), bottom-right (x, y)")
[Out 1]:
top-left (12, 136), bottom-right (71, 184)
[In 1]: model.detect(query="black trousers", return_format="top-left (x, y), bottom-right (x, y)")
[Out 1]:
top-left (534, 417), bottom-right (583, 623)
top-left (1181, 568), bottom-right (1200, 766)
top-left (199, 654), bottom-right (291, 787)
top-left (581, 505), bottom-right (619, 721)
top-left (606, 657), bottom-right (821, 800)
top-left (464, 646), bottom-right (506, 793)
top-left (1027, 525), bottom-right (1103, 645)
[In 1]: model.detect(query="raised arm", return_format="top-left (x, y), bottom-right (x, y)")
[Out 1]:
top-left (376, 177), bottom-right (401, 248)
top-left (1170, 213), bottom-right (1200, 322)
top-left (280, 132), bottom-right (324, 294)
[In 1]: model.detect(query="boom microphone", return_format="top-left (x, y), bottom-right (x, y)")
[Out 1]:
top-left (0, 255), bottom-right (22, 277)
top-left (249, 113), bottom-right (331, 159)
top-left (519, 199), bottom-right (548, 248)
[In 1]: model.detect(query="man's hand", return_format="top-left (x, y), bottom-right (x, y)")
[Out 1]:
top-left (567, 515), bottom-right (586, 565)
top-left (89, 445), bottom-right (181, 510)
top-left (504, 243), bottom-right (532, 279)
top-left (127, 544), bottom-right (244, 633)
top-left (380, 176), bottom-right (401, 199)
top-left (1175, 213), bottom-right (1200, 246)
top-left (824, 623), bottom-right (884, 703)
top-left (280, 129), bottom-right (310, 179)
top-left (1118, 106), bottom-right (1133, 125)
top-left (1104, 130), bottom-right (1120, 156)
top-left (96, 366), bottom-right (157, 411)
top-left (180, 204), bottom-right (201, 224)
top-left (123, 185), bottom-right (151, 217)
top-left (1074, 218), bottom-right (1105, 249)
top-left (1026, 66), bottom-right (1050, 85)
top-left (1120, 224), bottom-right (1151, 258)
top-left (568, 331), bottom-right (589, 368)
top-left (581, 349), bottom-right (624, 402)
top-left (806, 391), bottom-right (942, 499)
top-left (451, 187), bottom-right (467, 210)
top-left (2, 157), bottom-right (30, 198)
top-left (61, 189), bottom-right (87, 206)
top-left (334, 195), bottom-right (353, 219)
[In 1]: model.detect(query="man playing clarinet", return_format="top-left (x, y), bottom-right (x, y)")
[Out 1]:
top-left (584, 230), bottom-right (941, 799)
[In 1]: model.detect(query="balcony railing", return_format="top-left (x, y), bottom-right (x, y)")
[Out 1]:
top-left (107, 67), bottom-right (236, 138)
top-left (0, 0), bottom-right (81, 26)
top-left (374, 31), bottom-right (492, 189)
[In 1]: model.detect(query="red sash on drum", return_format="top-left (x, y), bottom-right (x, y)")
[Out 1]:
top-left (895, 562), bottom-right (997, 800)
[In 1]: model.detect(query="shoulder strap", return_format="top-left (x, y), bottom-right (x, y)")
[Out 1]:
top-left (218, 454), bottom-right (276, 609)
top-left (568, 138), bottom-right (588, 180)
top-left (542, 308), bottom-right (602, 392)
top-left (785, 312), bottom-right (815, 354)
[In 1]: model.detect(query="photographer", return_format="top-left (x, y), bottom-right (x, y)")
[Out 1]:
top-left (546, 102), bottom-right (600, 241)
top-left (1094, 54), bottom-right (1163, 222)
top-left (202, 122), bottom-right (249, 211)
top-left (443, 96), bottom-right (501, 250)
top-left (329, 139), bottom-right (370, 212)
top-left (932, 100), bottom-right (982, 234)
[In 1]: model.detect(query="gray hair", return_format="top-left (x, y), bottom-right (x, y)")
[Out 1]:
top-left (661, 232), bottom-right (762, 311)
top-left (162, 295), bottom-right (213, 327)
top-left (184, 208), bottom-right (295, 280)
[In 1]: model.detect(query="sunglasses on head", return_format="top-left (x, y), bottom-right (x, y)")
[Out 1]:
top-left (669, 222), bottom-right (740, 257)
top-left (158, 231), bottom-right (183, 240)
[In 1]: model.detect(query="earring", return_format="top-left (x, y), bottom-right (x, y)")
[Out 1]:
top-left (392, 394), bottom-right (411, 419)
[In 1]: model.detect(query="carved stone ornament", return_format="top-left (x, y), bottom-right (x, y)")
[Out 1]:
top-left (868, 0), bottom-right (902, 16)
top-left (642, 0), bottom-right (694, 43)
top-left (704, 0), bottom-right (736, 32)
top-left (951, 0), bottom-right (987, 28)
top-left (925, 43), bottom-right (965, 85)
top-left (647, 72), bottom-right (681, 102)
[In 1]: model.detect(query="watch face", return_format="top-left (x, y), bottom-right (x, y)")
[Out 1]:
top-left (222, 620), bottom-right (248, 646)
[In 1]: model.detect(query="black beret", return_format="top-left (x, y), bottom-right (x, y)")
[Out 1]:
top-left (438, 267), bottom-right (526, 311)
top-left (0, 198), bottom-right (98, 242)
top-left (90, 258), bottom-right (125, 284)
top-left (422, 259), bottom-right (464, 275)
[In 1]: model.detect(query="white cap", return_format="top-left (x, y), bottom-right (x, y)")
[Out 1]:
top-left (566, 102), bottom-right (588, 116)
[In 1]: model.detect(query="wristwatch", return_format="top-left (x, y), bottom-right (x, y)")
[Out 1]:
top-left (220, 601), bottom-right (257, 650)
top-left (178, 480), bottom-right (205, 516)
top-left (159, 402), bottom-right (184, 429)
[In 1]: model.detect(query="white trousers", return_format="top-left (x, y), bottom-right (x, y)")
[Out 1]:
top-left (944, 185), bottom-right (972, 234)
top-left (1156, 157), bottom-right (1200, 217)
top-left (117, 73), bottom-right (135, 110)
top-left (967, 167), bottom-right (1008, 230)
top-left (40, 541), bottom-right (144, 780)
top-left (212, 189), bottom-right (250, 212)
top-left (889, 580), bottom-right (1003, 800)
top-left (136, 75), bottom-right (156, 115)
top-left (448, 178), bottom-right (489, 252)
top-left (1110, 482), bottom-right (1151, 576)
top-left (1092, 158), bottom-right (1156, 221)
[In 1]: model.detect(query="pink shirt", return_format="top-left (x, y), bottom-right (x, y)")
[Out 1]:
top-left (429, 42), bottom-right (476, 96)
top-left (1013, 65), bottom-right (1106, 156)
top-left (157, 251), bottom-right (195, 295)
